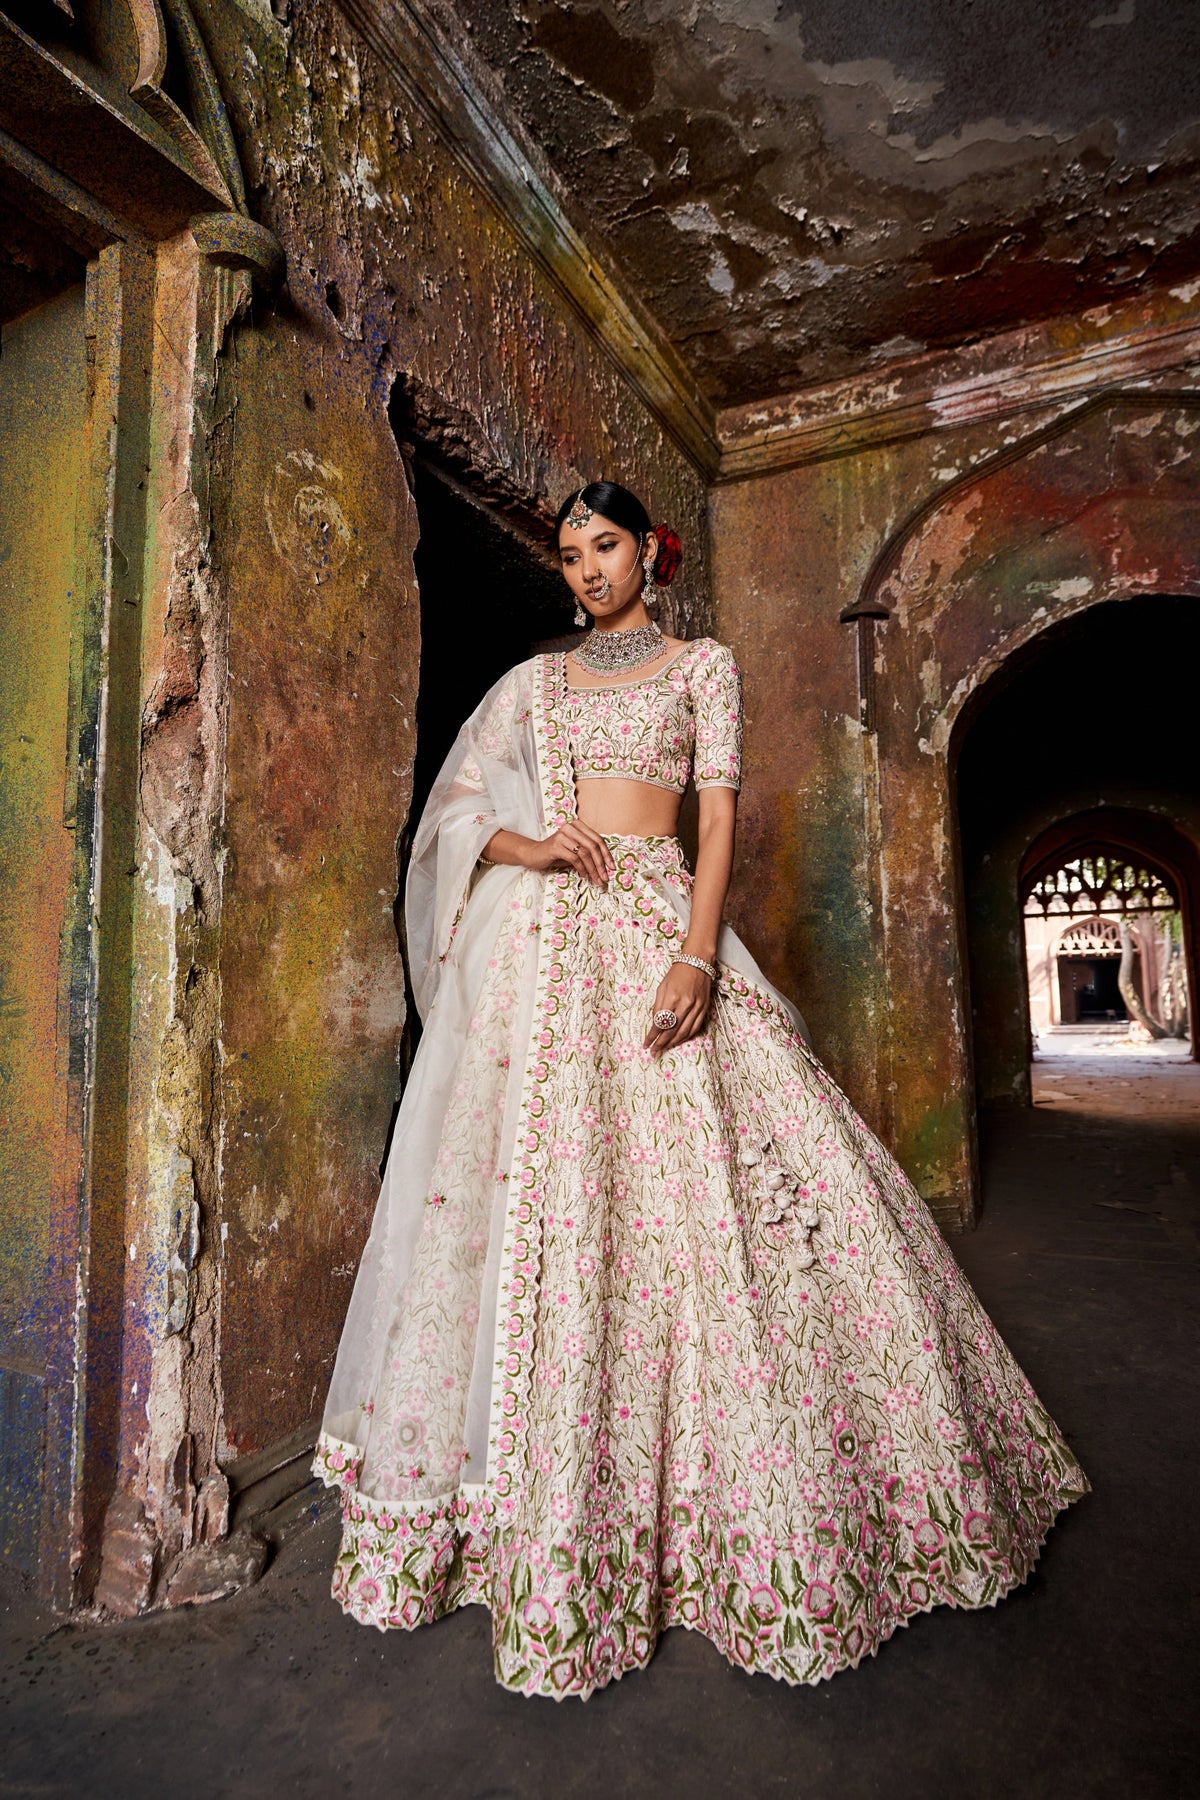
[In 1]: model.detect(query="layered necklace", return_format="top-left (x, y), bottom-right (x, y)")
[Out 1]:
top-left (571, 621), bottom-right (664, 676)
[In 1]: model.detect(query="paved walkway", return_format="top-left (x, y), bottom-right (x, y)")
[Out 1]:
top-left (1032, 1036), bottom-right (1198, 1120)
top-left (3, 1060), bottom-right (1197, 1799)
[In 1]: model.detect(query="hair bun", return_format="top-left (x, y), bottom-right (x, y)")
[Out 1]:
top-left (652, 523), bottom-right (683, 586)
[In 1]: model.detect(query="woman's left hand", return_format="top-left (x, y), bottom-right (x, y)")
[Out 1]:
top-left (645, 962), bottom-right (713, 1058)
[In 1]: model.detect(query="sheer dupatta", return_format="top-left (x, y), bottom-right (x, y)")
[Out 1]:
top-left (319, 660), bottom-right (546, 1474)
top-left (406, 659), bottom-right (545, 1018)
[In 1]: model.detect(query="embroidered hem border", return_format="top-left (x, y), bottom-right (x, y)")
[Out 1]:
top-left (313, 1429), bottom-right (1086, 1699)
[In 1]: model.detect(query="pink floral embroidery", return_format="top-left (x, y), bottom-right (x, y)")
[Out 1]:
top-left (559, 641), bottom-right (741, 793)
top-left (318, 653), bottom-right (1087, 1701)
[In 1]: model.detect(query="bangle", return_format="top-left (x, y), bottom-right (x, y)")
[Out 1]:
top-left (673, 952), bottom-right (717, 982)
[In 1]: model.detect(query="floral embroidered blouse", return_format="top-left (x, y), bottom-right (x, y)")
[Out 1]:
top-left (560, 637), bottom-right (742, 793)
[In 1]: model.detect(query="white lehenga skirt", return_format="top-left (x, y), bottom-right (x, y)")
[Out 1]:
top-left (315, 836), bottom-right (1087, 1698)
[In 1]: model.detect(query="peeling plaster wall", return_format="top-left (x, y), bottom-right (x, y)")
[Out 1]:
top-left (212, 324), bottom-right (415, 1459)
top-left (181, 0), bottom-right (709, 1471)
top-left (101, 242), bottom-right (252, 1599)
top-left (214, 0), bottom-right (710, 557)
top-left (713, 373), bottom-right (1200, 1226)
top-left (712, 407), bottom-right (1063, 1120)
top-left (448, 0), bottom-right (1200, 402)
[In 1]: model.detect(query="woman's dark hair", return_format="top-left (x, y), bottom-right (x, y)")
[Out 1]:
top-left (554, 481), bottom-right (652, 544)
top-left (554, 480), bottom-right (684, 589)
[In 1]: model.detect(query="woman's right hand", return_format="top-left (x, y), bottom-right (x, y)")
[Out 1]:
top-left (524, 822), bottom-right (616, 887)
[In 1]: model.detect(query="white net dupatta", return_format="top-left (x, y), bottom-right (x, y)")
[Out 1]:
top-left (406, 659), bottom-right (545, 1019)
top-left (319, 661), bottom-right (545, 1482)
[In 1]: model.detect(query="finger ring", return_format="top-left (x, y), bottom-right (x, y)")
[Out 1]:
top-left (653, 1009), bottom-right (678, 1031)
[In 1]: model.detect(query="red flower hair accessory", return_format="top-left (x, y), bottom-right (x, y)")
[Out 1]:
top-left (652, 523), bottom-right (683, 586)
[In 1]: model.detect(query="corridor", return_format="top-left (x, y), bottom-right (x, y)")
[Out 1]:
top-left (3, 1066), bottom-right (1196, 1800)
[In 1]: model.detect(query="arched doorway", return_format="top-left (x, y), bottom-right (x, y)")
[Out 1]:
top-left (829, 389), bottom-right (1200, 1225)
top-left (1042, 915), bottom-right (1129, 1026)
top-left (1022, 848), bottom-right (1190, 1040)
top-left (955, 597), bottom-right (1200, 1120)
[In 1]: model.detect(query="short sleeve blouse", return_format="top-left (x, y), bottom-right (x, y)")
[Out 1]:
top-left (560, 638), bottom-right (743, 794)
top-left (690, 640), bottom-right (743, 790)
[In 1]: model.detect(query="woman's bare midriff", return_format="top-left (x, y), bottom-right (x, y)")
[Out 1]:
top-left (575, 778), bottom-right (682, 838)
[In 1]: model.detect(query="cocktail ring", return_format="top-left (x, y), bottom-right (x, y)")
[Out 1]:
top-left (653, 1009), bottom-right (678, 1031)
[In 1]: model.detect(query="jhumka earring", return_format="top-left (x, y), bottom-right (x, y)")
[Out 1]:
top-left (574, 600), bottom-right (587, 628)
top-left (642, 552), bottom-right (659, 612)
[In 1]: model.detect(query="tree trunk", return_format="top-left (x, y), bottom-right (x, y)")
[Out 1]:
top-left (1118, 920), bottom-right (1168, 1038)
top-left (1161, 940), bottom-right (1190, 1039)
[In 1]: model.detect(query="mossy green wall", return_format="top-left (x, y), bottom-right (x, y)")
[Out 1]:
top-left (0, 287), bottom-right (86, 1566)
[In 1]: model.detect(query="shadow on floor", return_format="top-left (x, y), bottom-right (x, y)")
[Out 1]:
top-left (2, 1079), bottom-right (1197, 1800)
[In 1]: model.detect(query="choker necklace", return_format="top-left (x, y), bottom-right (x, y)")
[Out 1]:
top-left (572, 621), bottom-right (664, 675)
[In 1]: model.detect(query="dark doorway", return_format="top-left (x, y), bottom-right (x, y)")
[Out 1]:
top-left (1058, 956), bottom-right (1126, 1023)
top-left (399, 453), bottom-right (575, 825)
top-left (383, 403), bottom-right (580, 1100)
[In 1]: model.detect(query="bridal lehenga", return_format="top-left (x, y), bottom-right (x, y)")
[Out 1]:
top-left (315, 640), bottom-right (1087, 1698)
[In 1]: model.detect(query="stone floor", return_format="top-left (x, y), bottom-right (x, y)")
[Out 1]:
top-left (3, 1058), bottom-right (1197, 1799)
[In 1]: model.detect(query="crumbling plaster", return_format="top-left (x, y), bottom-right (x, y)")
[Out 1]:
top-left (447, 0), bottom-right (1200, 404)
top-left (93, 240), bottom-right (256, 1612)
top-left (713, 378), bottom-right (1200, 1225)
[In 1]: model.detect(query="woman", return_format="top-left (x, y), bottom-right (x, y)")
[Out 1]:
top-left (315, 480), bottom-right (1087, 1698)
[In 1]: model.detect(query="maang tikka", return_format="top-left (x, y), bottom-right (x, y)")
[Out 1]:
top-left (566, 490), bottom-right (593, 531)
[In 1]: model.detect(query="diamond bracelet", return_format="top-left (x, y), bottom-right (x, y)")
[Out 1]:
top-left (672, 952), bottom-right (718, 982)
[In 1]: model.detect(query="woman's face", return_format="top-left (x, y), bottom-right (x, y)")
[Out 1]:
top-left (558, 512), bottom-right (656, 623)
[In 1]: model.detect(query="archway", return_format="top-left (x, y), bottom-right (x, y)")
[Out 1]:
top-left (1041, 915), bottom-right (1130, 1028)
top-left (955, 598), bottom-right (1200, 1125)
top-left (1022, 844), bottom-right (1191, 1041)
top-left (847, 392), bottom-right (1200, 1225)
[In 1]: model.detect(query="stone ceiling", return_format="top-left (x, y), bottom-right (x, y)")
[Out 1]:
top-left (448, 0), bottom-right (1200, 406)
